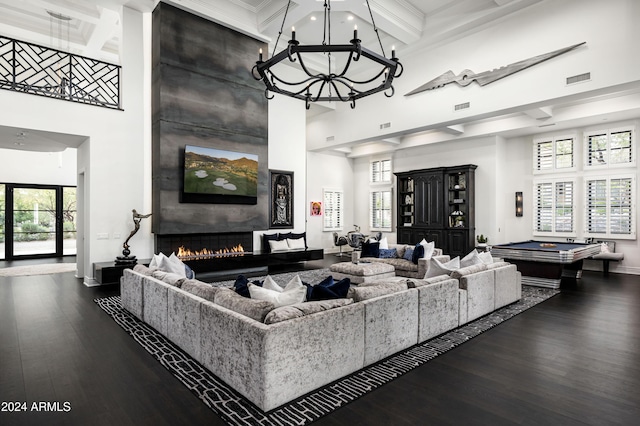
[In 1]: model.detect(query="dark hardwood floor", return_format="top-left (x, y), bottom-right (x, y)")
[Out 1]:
top-left (1, 255), bottom-right (639, 425)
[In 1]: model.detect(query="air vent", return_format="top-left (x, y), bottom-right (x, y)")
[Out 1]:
top-left (454, 102), bottom-right (470, 111)
top-left (566, 72), bottom-right (591, 85)
top-left (326, 136), bottom-right (335, 142)
top-left (380, 122), bottom-right (391, 130)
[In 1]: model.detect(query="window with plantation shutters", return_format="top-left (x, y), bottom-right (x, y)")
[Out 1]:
top-left (585, 176), bottom-right (634, 238)
top-left (585, 128), bottom-right (634, 168)
top-left (370, 190), bottom-right (392, 230)
top-left (533, 136), bottom-right (575, 174)
top-left (371, 159), bottom-right (391, 183)
top-left (534, 179), bottom-right (575, 236)
top-left (323, 188), bottom-right (343, 231)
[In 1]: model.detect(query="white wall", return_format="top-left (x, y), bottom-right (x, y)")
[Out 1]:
top-left (0, 148), bottom-right (77, 185)
top-left (305, 152), bottom-right (354, 252)
top-left (0, 6), bottom-right (149, 285)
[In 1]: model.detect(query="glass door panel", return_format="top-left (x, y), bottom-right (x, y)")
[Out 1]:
top-left (12, 187), bottom-right (57, 257)
top-left (63, 186), bottom-right (77, 255)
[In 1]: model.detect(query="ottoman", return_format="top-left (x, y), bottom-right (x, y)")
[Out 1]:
top-left (330, 261), bottom-right (396, 284)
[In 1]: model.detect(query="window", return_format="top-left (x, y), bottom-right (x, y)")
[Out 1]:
top-left (585, 128), bottom-right (634, 168)
top-left (323, 188), bottom-right (343, 231)
top-left (533, 136), bottom-right (575, 173)
top-left (370, 190), bottom-right (392, 230)
top-left (585, 175), bottom-right (635, 238)
top-left (370, 159), bottom-right (391, 183)
top-left (534, 179), bottom-right (575, 235)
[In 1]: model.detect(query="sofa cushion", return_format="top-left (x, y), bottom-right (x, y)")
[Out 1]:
top-left (264, 299), bottom-right (353, 324)
top-left (151, 270), bottom-right (187, 287)
top-left (214, 288), bottom-right (275, 322)
top-left (378, 248), bottom-right (397, 259)
top-left (425, 257), bottom-right (460, 278)
top-left (403, 247), bottom-right (414, 261)
top-left (306, 276), bottom-right (351, 301)
top-left (248, 275), bottom-right (307, 308)
top-left (351, 281), bottom-right (408, 302)
top-left (181, 279), bottom-right (220, 303)
top-left (133, 264), bottom-right (154, 275)
top-left (408, 274), bottom-right (451, 288)
top-left (485, 261), bottom-right (511, 269)
top-left (450, 263), bottom-right (488, 279)
top-left (362, 241), bottom-right (380, 258)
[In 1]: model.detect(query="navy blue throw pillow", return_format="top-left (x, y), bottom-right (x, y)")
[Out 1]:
top-left (184, 264), bottom-right (195, 279)
top-left (233, 275), bottom-right (263, 298)
top-left (305, 276), bottom-right (351, 301)
top-left (361, 241), bottom-right (380, 258)
top-left (411, 243), bottom-right (425, 264)
top-left (403, 247), bottom-right (414, 261)
top-left (378, 248), bottom-right (397, 259)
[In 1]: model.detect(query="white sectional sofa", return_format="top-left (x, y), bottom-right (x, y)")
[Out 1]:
top-left (120, 260), bottom-right (521, 411)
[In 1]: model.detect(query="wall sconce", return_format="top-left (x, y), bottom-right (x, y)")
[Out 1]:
top-left (515, 191), bottom-right (523, 217)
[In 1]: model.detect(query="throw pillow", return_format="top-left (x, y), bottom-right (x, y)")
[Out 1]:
top-left (181, 279), bottom-right (220, 303)
top-left (233, 274), bottom-right (263, 298)
top-left (478, 251), bottom-right (494, 264)
top-left (378, 248), bottom-right (398, 259)
top-left (262, 233), bottom-right (279, 253)
top-left (411, 243), bottom-right (425, 264)
top-left (418, 239), bottom-right (435, 259)
top-left (403, 247), bottom-right (414, 261)
top-left (248, 275), bottom-right (307, 308)
top-left (151, 252), bottom-right (186, 277)
top-left (151, 270), bottom-right (187, 287)
top-left (460, 250), bottom-right (483, 268)
top-left (361, 241), bottom-right (380, 258)
top-left (287, 237), bottom-right (306, 250)
top-left (269, 239), bottom-right (289, 252)
top-left (425, 256), bottom-right (461, 278)
top-left (601, 242), bottom-right (611, 253)
top-left (305, 275), bottom-right (351, 301)
top-left (378, 237), bottom-right (389, 250)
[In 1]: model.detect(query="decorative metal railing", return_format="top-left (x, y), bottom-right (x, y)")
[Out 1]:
top-left (0, 35), bottom-right (121, 110)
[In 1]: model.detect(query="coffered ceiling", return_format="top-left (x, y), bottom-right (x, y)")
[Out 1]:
top-left (0, 0), bottom-right (639, 153)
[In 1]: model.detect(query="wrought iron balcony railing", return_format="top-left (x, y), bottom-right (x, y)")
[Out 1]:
top-left (0, 35), bottom-right (121, 110)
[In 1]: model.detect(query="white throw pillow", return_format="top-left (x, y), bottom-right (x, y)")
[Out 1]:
top-left (248, 275), bottom-right (306, 307)
top-left (287, 237), bottom-right (306, 250)
top-left (425, 256), bottom-right (461, 278)
top-left (419, 239), bottom-right (435, 259)
top-left (152, 252), bottom-right (186, 277)
top-left (478, 251), bottom-right (494, 264)
top-left (378, 237), bottom-right (389, 250)
top-left (269, 239), bottom-right (289, 252)
top-left (460, 250), bottom-right (483, 268)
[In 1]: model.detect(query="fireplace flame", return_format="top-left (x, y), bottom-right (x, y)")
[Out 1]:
top-left (177, 244), bottom-right (245, 260)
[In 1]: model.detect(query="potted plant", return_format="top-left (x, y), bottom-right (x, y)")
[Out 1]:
top-left (476, 234), bottom-right (488, 247)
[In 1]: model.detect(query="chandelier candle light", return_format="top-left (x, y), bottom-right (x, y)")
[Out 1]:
top-left (252, 0), bottom-right (403, 109)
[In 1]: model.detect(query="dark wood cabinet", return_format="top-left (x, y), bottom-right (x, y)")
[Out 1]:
top-left (396, 165), bottom-right (476, 257)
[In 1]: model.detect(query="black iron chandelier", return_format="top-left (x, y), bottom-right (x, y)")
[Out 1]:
top-left (251, 0), bottom-right (403, 109)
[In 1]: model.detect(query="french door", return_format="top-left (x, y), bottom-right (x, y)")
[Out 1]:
top-left (1, 184), bottom-right (76, 260)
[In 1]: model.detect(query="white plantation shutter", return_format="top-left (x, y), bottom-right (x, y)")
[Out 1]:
top-left (536, 141), bottom-right (553, 171)
top-left (534, 137), bottom-right (575, 173)
top-left (370, 190), bottom-right (392, 230)
top-left (585, 176), bottom-right (634, 238)
top-left (586, 128), bottom-right (634, 168)
top-left (323, 189), bottom-right (343, 231)
top-left (371, 159), bottom-right (391, 183)
top-left (534, 180), bottom-right (575, 235)
top-left (555, 138), bottom-right (574, 169)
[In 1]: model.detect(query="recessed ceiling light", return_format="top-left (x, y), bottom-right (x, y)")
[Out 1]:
top-left (310, 16), bottom-right (316, 21)
top-left (347, 15), bottom-right (354, 21)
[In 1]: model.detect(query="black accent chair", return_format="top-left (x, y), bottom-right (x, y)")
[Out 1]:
top-left (333, 232), bottom-right (349, 257)
top-left (347, 232), bottom-right (365, 251)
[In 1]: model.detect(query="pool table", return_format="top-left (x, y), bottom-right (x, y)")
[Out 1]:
top-left (490, 240), bottom-right (601, 289)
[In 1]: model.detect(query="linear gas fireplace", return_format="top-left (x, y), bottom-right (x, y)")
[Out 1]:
top-left (155, 232), bottom-right (253, 258)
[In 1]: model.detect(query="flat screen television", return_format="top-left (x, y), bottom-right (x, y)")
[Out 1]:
top-left (181, 145), bottom-right (258, 204)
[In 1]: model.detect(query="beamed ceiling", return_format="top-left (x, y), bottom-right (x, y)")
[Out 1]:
top-left (0, 0), bottom-right (639, 153)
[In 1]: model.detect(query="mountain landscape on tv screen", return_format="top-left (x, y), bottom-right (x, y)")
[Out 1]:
top-left (184, 150), bottom-right (258, 197)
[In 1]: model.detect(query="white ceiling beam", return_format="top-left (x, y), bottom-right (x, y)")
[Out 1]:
top-left (82, 6), bottom-right (119, 58)
top-left (441, 124), bottom-right (465, 135)
top-left (524, 106), bottom-right (553, 120)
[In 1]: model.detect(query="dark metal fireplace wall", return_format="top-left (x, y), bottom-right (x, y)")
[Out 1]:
top-left (155, 232), bottom-right (253, 255)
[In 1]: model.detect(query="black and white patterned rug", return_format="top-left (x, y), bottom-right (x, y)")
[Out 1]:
top-left (95, 279), bottom-right (558, 426)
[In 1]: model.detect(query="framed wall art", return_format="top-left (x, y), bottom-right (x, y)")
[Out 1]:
top-left (269, 170), bottom-right (293, 228)
top-left (310, 201), bottom-right (322, 216)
